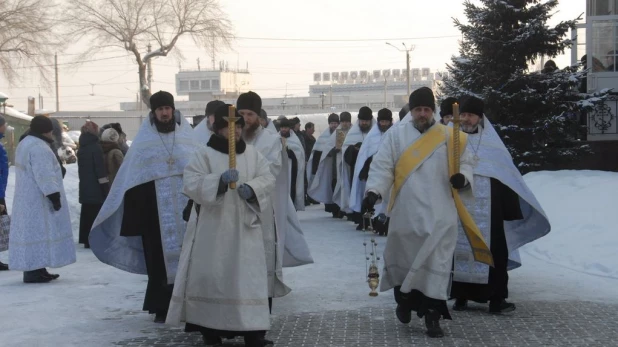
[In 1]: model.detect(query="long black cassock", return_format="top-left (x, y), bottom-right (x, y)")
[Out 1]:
top-left (450, 178), bottom-right (523, 302)
top-left (121, 181), bottom-right (173, 315)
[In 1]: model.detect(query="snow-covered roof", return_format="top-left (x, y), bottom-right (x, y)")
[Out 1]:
top-left (2, 105), bottom-right (33, 122)
top-left (35, 108), bottom-right (55, 115)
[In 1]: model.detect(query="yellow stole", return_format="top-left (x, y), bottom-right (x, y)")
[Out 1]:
top-left (388, 123), bottom-right (494, 267)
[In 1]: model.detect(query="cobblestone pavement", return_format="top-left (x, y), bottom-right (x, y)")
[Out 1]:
top-left (115, 301), bottom-right (617, 346)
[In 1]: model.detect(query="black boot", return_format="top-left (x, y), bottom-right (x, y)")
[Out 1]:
top-left (154, 311), bottom-right (167, 323)
top-left (424, 309), bottom-right (444, 338)
top-left (452, 298), bottom-right (468, 311)
top-left (202, 335), bottom-right (223, 346)
top-left (489, 299), bottom-right (516, 314)
top-left (244, 332), bottom-right (273, 347)
top-left (42, 268), bottom-right (60, 280)
top-left (23, 269), bottom-right (53, 283)
top-left (0, 261), bottom-right (8, 271)
top-left (395, 304), bottom-right (412, 324)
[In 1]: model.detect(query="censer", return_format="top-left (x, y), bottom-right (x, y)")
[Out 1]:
top-left (363, 211), bottom-right (380, 297)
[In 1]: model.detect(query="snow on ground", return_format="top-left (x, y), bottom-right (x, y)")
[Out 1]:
top-left (1, 167), bottom-right (618, 346)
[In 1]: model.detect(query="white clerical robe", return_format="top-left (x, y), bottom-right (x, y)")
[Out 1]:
top-left (89, 111), bottom-right (195, 283)
top-left (307, 127), bottom-right (340, 203)
top-left (366, 122), bottom-right (474, 300)
top-left (337, 120), bottom-right (374, 213)
top-left (166, 144), bottom-right (274, 331)
top-left (349, 124), bottom-right (387, 213)
top-left (306, 127), bottom-right (334, 187)
top-left (285, 132), bottom-right (306, 211)
top-left (192, 118), bottom-right (212, 145)
top-left (9, 135), bottom-right (76, 271)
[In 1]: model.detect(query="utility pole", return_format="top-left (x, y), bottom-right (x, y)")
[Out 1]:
top-left (147, 44), bottom-right (153, 94)
top-left (197, 57), bottom-right (201, 71)
top-left (320, 92), bottom-right (325, 109)
top-left (55, 53), bottom-right (59, 112)
top-left (386, 42), bottom-right (415, 96)
top-left (384, 77), bottom-right (387, 108)
top-left (329, 84), bottom-right (333, 109)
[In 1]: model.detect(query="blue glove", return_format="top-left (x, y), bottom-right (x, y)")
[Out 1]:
top-left (237, 184), bottom-right (255, 201)
top-left (221, 169), bottom-right (239, 184)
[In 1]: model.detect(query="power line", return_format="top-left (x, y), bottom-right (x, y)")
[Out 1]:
top-left (232, 34), bottom-right (460, 42)
top-left (1, 55), bottom-right (130, 70)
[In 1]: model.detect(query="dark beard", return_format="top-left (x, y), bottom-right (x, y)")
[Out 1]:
top-left (154, 117), bottom-right (175, 133)
top-left (378, 124), bottom-right (392, 133)
top-left (360, 125), bottom-right (371, 133)
top-left (242, 122), bottom-right (260, 139)
top-left (280, 131), bottom-right (291, 138)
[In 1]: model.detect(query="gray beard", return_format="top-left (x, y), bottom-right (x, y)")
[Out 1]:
top-left (462, 124), bottom-right (479, 133)
top-left (413, 118), bottom-right (435, 133)
top-left (242, 122), bottom-right (260, 140)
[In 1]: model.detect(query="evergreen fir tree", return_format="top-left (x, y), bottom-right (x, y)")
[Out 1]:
top-left (441, 0), bottom-right (605, 173)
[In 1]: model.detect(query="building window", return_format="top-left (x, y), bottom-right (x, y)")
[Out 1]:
top-left (201, 80), bottom-right (210, 89)
top-left (190, 80), bottom-right (200, 90)
top-left (590, 20), bottom-right (618, 72)
top-left (588, 0), bottom-right (618, 16)
top-left (179, 80), bottom-right (189, 90)
top-left (212, 79), bottom-right (220, 89)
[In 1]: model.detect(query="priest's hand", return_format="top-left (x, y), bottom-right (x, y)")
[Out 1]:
top-left (449, 173), bottom-right (468, 189)
top-left (237, 184), bottom-right (256, 201)
top-left (221, 169), bottom-right (239, 184)
top-left (361, 192), bottom-right (380, 214)
top-left (327, 147), bottom-right (340, 157)
top-left (47, 192), bottom-right (62, 211)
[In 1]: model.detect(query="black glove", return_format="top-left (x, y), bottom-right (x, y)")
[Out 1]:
top-left (182, 200), bottom-right (194, 222)
top-left (450, 173), bottom-right (467, 189)
top-left (47, 192), bottom-right (61, 211)
top-left (327, 147), bottom-right (340, 157)
top-left (361, 192), bottom-right (380, 214)
top-left (217, 177), bottom-right (229, 196)
top-left (100, 182), bottom-right (110, 198)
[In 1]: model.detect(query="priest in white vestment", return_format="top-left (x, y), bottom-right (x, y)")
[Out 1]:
top-left (338, 107), bottom-right (374, 226)
top-left (449, 96), bottom-right (551, 314)
top-left (259, 109), bottom-right (277, 134)
top-left (279, 118), bottom-right (306, 211)
top-left (167, 104), bottom-right (275, 347)
top-left (90, 91), bottom-right (196, 323)
top-left (306, 113), bottom-right (344, 216)
top-left (191, 100), bottom-right (226, 145)
top-left (362, 87), bottom-right (488, 338)
top-left (349, 108), bottom-right (393, 234)
top-left (237, 91), bottom-right (313, 313)
top-left (9, 116), bottom-right (76, 283)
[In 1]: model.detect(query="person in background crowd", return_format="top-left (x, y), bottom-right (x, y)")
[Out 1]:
top-left (100, 123), bottom-right (129, 155)
top-left (399, 104), bottom-right (410, 121)
top-left (9, 116), bottom-right (76, 283)
top-left (260, 109), bottom-right (277, 134)
top-left (291, 117), bottom-right (306, 151)
top-left (77, 121), bottom-right (109, 249)
top-left (100, 128), bottom-right (125, 185)
top-left (439, 97), bottom-right (458, 125)
top-left (0, 115), bottom-right (8, 271)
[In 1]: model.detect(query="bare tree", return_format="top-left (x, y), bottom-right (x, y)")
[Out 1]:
top-left (63, 0), bottom-right (233, 109)
top-left (0, 0), bottom-right (62, 86)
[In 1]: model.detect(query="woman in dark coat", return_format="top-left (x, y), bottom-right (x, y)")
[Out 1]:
top-left (77, 121), bottom-right (109, 248)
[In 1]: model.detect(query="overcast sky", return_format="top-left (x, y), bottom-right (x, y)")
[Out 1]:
top-left (0, 0), bottom-right (586, 112)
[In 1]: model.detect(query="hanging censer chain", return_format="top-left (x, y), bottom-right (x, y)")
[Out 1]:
top-left (363, 219), bottom-right (380, 297)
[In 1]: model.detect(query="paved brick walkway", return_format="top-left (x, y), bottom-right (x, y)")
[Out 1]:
top-left (115, 301), bottom-right (616, 346)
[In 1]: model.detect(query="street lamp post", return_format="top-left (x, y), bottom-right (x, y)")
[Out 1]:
top-left (386, 42), bottom-right (415, 96)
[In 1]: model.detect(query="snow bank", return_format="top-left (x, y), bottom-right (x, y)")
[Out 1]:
top-left (522, 170), bottom-right (618, 279)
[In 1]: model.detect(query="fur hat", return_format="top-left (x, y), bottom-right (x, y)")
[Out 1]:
top-left (439, 97), bottom-right (458, 117)
top-left (279, 118), bottom-right (293, 128)
top-left (377, 108), bottom-right (393, 121)
top-left (399, 104), bottom-right (410, 121)
top-left (205, 100), bottom-right (226, 116)
top-left (236, 91), bottom-right (262, 115)
top-left (212, 104), bottom-right (245, 131)
top-left (260, 109), bottom-right (268, 120)
top-left (408, 87), bottom-right (435, 111)
top-left (150, 91), bottom-right (175, 111)
top-left (101, 128), bottom-right (120, 142)
top-left (358, 106), bottom-right (373, 121)
top-left (340, 111), bottom-right (352, 122)
top-left (327, 113), bottom-right (340, 124)
top-left (30, 115), bottom-right (54, 134)
top-left (459, 95), bottom-right (485, 117)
